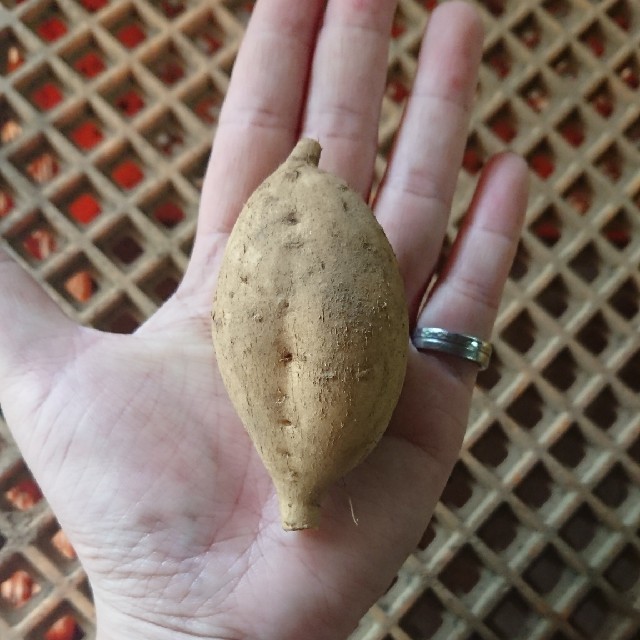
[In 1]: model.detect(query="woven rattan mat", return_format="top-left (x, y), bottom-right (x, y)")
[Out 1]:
top-left (0, 1), bottom-right (639, 638)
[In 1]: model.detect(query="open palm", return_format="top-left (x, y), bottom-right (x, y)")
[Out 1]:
top-left (0, 2), bottom-right (528, 639)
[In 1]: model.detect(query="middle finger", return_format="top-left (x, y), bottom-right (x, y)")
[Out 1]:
top-left (301, 0), bottom-right (398, 197)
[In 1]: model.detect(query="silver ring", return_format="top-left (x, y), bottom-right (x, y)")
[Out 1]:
top-left (412, 327), bottom-right (493, 370)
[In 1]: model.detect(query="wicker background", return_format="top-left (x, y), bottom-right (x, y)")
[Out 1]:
top-left (0, 0), bottom-right (639, 638)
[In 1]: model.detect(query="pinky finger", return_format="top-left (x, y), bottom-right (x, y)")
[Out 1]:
top-left (415, 153), bottom-right (529, 383)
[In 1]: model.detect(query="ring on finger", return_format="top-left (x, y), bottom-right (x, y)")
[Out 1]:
top-left (411, 327), bottom-right (492, 370)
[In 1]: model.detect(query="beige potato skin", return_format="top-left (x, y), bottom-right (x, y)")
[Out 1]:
top-left (212, 139), bottom-right (408, 530)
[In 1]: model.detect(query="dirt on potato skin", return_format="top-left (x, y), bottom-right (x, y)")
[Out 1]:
top-left (212, 139), bottom-right (408, 530)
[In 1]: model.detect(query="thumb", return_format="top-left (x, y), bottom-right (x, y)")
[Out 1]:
top-left (0, 244), bottom-right (79, 394)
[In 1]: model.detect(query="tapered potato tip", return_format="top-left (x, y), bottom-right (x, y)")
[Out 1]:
top-left (277, 490), bottom-right (321, 531)
top-left (288, 138), bottom-right (322, 168)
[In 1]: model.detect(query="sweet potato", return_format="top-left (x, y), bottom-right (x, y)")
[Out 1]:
top-left (212, 139), bottom-right (408, 530)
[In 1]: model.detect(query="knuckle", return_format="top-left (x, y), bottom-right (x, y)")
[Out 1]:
top-left (451, 274), bottom-right (501, 314)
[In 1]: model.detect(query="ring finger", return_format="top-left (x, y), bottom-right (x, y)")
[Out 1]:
top-left (417, 153), bottom-right (529, 384)
top-left (374, 1), bottom-right (484, 323)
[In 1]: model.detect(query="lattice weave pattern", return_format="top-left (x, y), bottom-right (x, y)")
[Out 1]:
top-left (0, 0), bottom-right (639, 639)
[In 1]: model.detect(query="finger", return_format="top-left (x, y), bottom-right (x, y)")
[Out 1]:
top-left (301, 0), bottom-right (398, 197)
top-left (0, 245), bottom-right (78, 393)
top-left (416, 152), bottom-right (529, 383)
top-left (375, 1), bottom-right (484, 321)
top-left (191, 0), bottom-right (326, 242)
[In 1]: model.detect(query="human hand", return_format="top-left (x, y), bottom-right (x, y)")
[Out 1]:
top-left (0, 1), bottom-right (528, 639)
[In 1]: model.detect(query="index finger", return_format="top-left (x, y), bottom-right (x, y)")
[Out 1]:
top-left (184, 0), bottom-right (326, 287)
